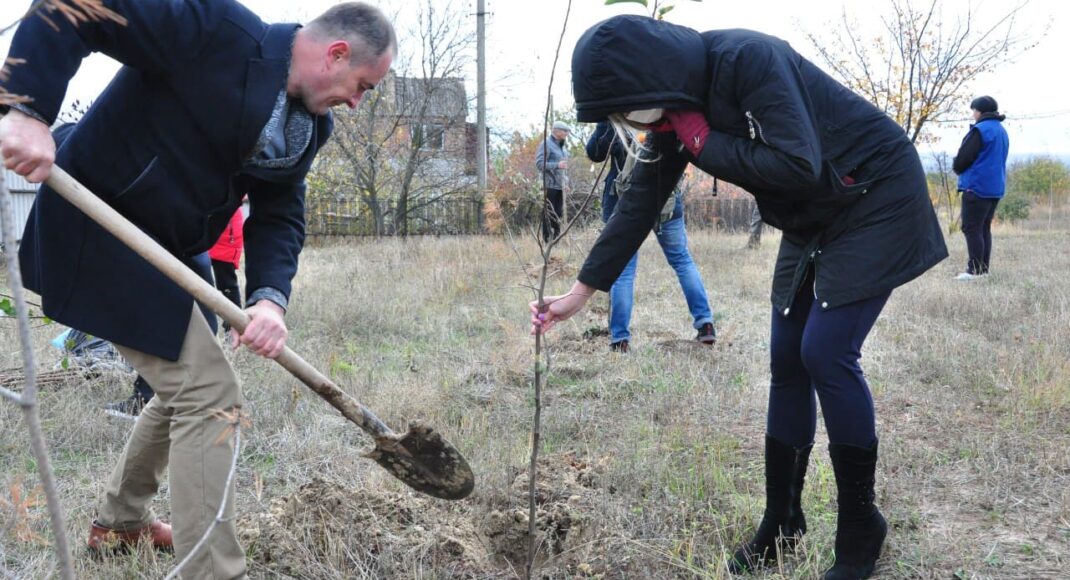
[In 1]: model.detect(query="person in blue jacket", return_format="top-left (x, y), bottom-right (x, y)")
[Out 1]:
top-left (952, 96), bottom-right (1010, 280)
top-left (586, 120), bottom-right (716, 352)
top-left (532, 15), bottom-right (947, 579)
top-left (0, 2), bottom-right (395, 576)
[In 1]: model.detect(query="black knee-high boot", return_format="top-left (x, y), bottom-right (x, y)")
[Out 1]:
top-left (728, 435), bottom-right (812, 574)
top-left (824, 441), bottom-right (887, 580)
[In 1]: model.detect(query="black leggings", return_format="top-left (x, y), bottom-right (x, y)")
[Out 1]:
top-left (767, 273), bottom-right (890, 448)
top-left (960, 191), bottom-right (1000, 274)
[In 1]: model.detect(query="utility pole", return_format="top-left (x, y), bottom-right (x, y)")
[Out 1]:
top-left (476, 0), bottom-right (487, 206)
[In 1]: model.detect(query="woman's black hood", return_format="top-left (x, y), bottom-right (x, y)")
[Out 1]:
top-left (571, 15), bottom-right (707, 123)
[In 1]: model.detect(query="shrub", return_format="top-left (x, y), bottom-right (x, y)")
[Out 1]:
top-left (997, 194), bottom-right (1031, 223)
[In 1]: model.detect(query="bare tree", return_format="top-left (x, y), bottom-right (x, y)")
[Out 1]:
top-left (1, 177), bottom-right (74, 580)
top-left (803, 0), bottom-right (1038, 143)
top-left (1, 4), bottom-right (127, 578)
top-left (930, 151), bottom-right (961, 232)
top-left (309, 0), bottom-right (476, 236)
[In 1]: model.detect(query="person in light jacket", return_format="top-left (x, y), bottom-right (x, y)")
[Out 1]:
top-left (534, 120), bottom-right (571, 241)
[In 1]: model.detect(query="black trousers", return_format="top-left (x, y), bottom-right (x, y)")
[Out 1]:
top-left (541, 188), bottom-right (564, 242)
top-left (960, 191), bottom-right (1000, 274)
top-left (211, 259), bottom-right (242, 310)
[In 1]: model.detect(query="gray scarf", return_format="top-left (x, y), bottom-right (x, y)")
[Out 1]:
top-left (246, 89), bottom-right (314, 170)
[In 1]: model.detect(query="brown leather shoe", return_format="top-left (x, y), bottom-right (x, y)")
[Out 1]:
top-left (87, 520), bottom-right (173, 553)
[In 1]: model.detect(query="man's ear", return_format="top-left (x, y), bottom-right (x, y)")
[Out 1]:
top-left (326, 40), bottom-right (352, 65)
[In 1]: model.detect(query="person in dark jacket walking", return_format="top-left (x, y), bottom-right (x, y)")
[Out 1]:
top-left (952, 96), bottom-right (1009, 280)
top-left (530, 16), bottom-right (947, 579)
top-left (586, 120), bottom-right (716, 351)
top-left (1, 2), bottom-right (395, 575)
top-left (535, 120), bottom-right (572, 241)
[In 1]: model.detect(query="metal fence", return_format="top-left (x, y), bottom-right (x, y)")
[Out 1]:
top-left (306, 197), bottom-right (483, 236)
top-left (685, 196), bottom-right (758, 232)
top-left (304, 195), bottom-right (758, 237)
top-left (1, 169), bottom-right (39, 244)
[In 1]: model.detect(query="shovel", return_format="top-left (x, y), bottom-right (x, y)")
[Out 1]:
top-left (44, 165), bottom-right (475, 500)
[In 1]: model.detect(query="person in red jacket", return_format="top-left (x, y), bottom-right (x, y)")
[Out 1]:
top-left (209, 206), bottom-right (246, 322)
top-left (106, 207), bottom-right (245, 418)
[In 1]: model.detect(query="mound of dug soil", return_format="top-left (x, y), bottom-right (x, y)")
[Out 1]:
top-left (238, 479), bottom-right (490, 578)
top-left (480, 453), bottom-right (622, 577)
top-left (239, 453), bottom-right (621, 578)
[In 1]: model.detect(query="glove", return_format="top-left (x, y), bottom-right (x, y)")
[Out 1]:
top-left (665, 109), bottom-right (710, 157)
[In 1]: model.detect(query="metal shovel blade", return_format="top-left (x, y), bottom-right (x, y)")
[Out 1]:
top-left (364, 421), bottom-right (475, 500)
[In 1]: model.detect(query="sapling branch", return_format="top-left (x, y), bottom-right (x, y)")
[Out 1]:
top-left (1, 164), bottom-right (75, 580)
top-left (164, 410), bottom-right (247, 580)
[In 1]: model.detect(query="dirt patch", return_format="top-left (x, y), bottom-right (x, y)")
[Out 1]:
top-left (655, 338), bottom-right (716, 353)
top-left (524, 256), bottom-right (575, 280)
top-left (239, 479), bottom-right (490, 578)
top-left (480, 453), bottom-right (625, 577)
top-left (239, 453), bottom-right (622, 578)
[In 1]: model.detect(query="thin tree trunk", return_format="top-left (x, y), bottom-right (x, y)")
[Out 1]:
top-left (0, 176), bottom-right (75, 580)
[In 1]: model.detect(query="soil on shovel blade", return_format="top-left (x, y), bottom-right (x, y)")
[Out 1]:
top-left (238, 453), bottom-right (625, 579)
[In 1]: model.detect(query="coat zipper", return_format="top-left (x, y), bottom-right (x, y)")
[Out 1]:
top-left (811, 249), bottom-right (826, 309)
top-left (745, 111), bottom-right (769, 145)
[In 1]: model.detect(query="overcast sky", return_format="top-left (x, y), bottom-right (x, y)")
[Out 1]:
top-left (2, 0), bottom-right (1068, 157)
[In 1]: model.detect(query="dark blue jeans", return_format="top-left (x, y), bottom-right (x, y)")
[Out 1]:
top-left (767, 274), bottom-right (891, 448)
top-left (960, 191), bottom-right (1000, 275)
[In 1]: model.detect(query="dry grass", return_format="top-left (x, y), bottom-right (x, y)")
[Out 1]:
top-left (2, 211), bottom-right (1069, 579)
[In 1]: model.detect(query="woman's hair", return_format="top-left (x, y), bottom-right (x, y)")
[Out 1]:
top-left (607, 113), bottom-right (657, 184)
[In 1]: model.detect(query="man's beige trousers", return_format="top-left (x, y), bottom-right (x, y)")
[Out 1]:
top-left (101, 305), bottom-right (246, 579)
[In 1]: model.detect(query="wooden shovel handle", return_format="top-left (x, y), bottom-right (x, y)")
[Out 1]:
top-left (45, 165), bottom-right (395, 440)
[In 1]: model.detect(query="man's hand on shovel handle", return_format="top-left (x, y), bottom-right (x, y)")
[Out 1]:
top-left (0, 109), bottom-right (55, 183)
top-left (238, 300), bottom-right (288, 358)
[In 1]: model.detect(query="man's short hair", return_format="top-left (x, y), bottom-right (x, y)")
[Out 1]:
top-left (306, 3), bottom-right (397, 66)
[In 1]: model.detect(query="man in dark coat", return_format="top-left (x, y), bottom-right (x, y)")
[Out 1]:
top-left (0, 1), bottom-right (394, 576)
top-left (952, 95), bottom-right (1009, 280)
top-left (532, 15), bottom-right (947, 580)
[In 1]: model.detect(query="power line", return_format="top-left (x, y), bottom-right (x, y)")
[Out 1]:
top-left (932, 109), bottom-right (1070, 123)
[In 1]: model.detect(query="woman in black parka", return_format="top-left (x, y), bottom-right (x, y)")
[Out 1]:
top-left (530, 15), bottom-right (947, 579)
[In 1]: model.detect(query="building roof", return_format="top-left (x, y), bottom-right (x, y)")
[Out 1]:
top-left (393, 77), bottom-right (467, 119)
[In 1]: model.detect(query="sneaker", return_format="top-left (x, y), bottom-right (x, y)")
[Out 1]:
top-left (104, 393), bottom-right (147, 419)
top-left (695, 322), bottom-right (716, 344)
top-left (610, 340), bottom-right (629, 353)
top-left (954, 272), bottom-right (978, 281)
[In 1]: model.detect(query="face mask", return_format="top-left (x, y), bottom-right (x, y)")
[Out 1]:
top-left (624, 108), bottom-right (664, 124)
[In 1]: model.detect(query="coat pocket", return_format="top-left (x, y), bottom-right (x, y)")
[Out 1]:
top-left (114, 157), bottom-right (161, 201)
top-left (111, 157), bottom-right (204, 253)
